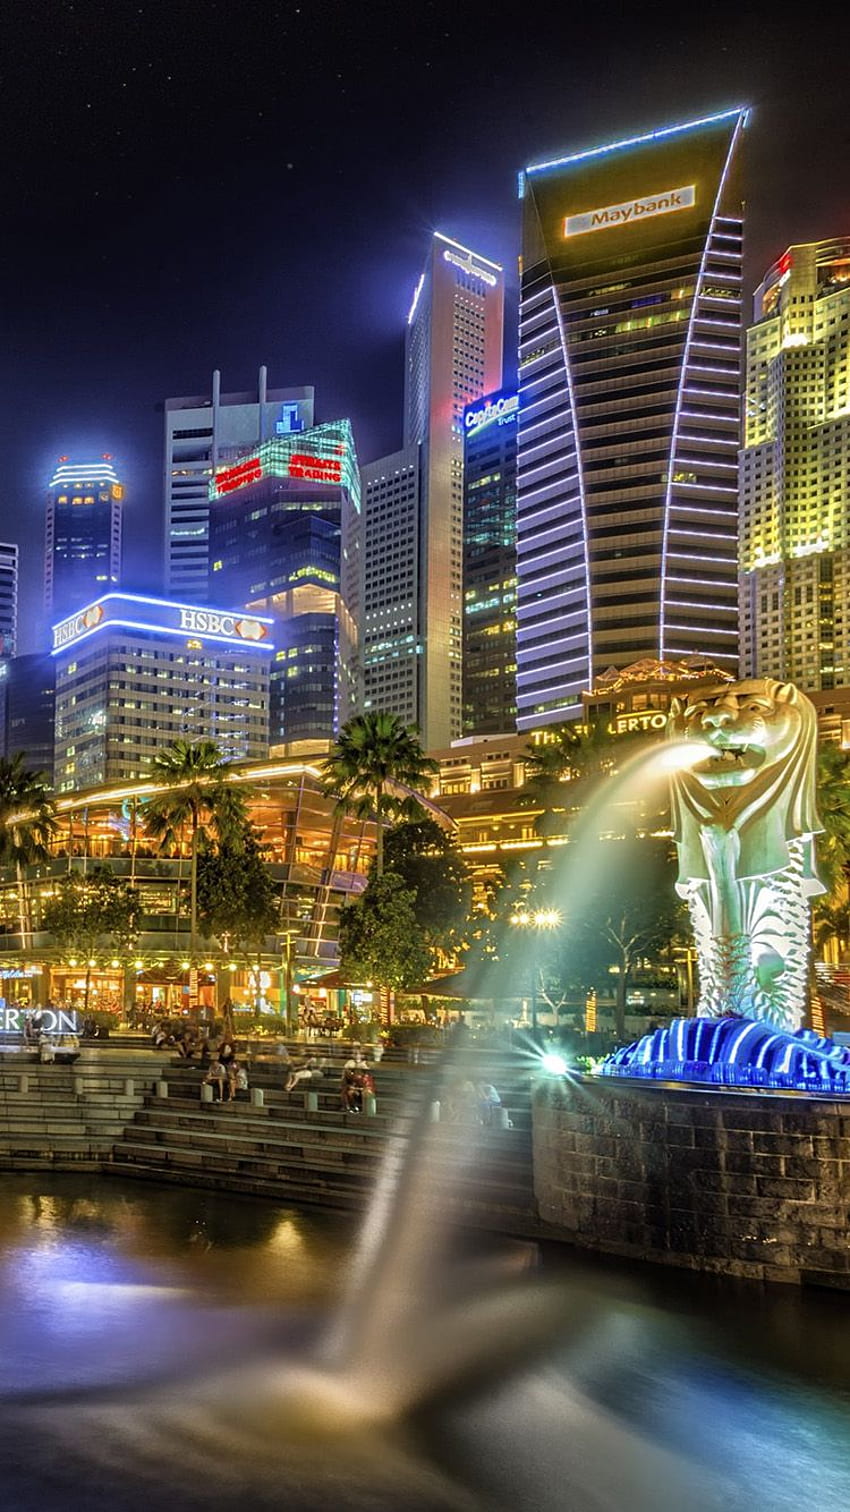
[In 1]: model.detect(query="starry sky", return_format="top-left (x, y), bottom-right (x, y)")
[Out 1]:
top-left (3, 0), bottom-right (850, 649)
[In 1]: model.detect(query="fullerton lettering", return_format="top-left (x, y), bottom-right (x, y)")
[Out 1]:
top-left (564, 184), bottom-right (696, 238)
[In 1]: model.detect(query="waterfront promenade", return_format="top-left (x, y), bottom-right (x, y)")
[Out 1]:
top-left (0, 1040), bottom-right (539, 1234)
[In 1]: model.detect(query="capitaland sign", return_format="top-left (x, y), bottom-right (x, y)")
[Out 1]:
top-left (564, 184), bottom-right (696, 238)
top-left (614, 710), bottom-right (668, 734)
top-left (178, 609), bottom-right (269, 641)
top-left (464, 393), bottom-right (519, 435)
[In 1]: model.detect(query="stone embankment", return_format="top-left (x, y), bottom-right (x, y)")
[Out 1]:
top-left (534, 1075), bottom-right (850, 1287)
top-left (0, 1046), bottom-right (537, 1234)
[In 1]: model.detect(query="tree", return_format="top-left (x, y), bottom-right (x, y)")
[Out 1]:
top-left (815, 741), bottom-right (850, 897)
top-left (381, 818), bottom-right (472, 959)
top-left (339, 872), bottom-right (432, 992)
top-left (141, 739), bottom-right (248, 962)
top-left (0, 753), bottom-right (57, 949)
top-left (320, 713), bottom-right (439, 877)
top-left (42, 865), bottom-right (140, 1013)
top-left (197, 830), bottom-right (280, 1009)
top-left (561, 838), bottom-right (686, 1039)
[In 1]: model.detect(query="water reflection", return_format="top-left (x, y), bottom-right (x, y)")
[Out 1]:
top-left (0, 1173), bottom-right (848, 1510)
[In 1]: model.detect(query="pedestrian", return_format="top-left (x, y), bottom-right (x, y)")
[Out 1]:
top-left (203, 1058), bottom-right (227, 1102)
top-left (285, 1056), bottom-right (323, 1093)
top-left (476, 1081), bottom-right (502, 1127)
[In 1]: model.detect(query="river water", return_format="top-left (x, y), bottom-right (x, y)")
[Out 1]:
top-left (0, 1171), bottom-right (849, 1510)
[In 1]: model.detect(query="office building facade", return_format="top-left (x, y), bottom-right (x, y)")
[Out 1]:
top-left (52, 593), bottom-right (272, 791)
top-left (0, 542), bottom-right (17, 758)
top-left (462, 388), bottom-right (518, 734)
top-left (207, 419), bottom-right (360, 753)
top-left (164, 368), bottom-right (314, 603)
top-left (516, 108), bottom-right (747, 728)
top-left (45, 457), bottom-right (123, 618)
top-left (4, 654), bottom-right (55, 777)
top-left (740, 238), bottom-right (850, 689)
top-left (362, 234), bottom-right (504, 748)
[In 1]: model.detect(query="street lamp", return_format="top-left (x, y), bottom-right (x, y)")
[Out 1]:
top-left (509, 907), bottom-right (562, 1035)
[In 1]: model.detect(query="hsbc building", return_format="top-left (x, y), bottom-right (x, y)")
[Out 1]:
top-left (52, 592), bottom-right (273, 791)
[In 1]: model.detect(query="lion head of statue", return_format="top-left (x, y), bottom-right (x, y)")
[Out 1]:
top-left (667, 678), bottom-right (823, 886)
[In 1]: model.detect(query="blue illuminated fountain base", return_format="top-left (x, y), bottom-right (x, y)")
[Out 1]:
top-left (600, 1015), bottom-right (850, 1095)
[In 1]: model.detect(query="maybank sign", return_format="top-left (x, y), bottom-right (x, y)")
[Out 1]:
top-left (464, 393), bottom-right (519, 436)
top-left (52, 594), bottom-right (274, 654)
top-left (564, 184), bottom-right (695, 238)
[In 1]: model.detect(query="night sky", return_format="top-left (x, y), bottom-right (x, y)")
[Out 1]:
top-left (3, 0), bottom-right (850, 650)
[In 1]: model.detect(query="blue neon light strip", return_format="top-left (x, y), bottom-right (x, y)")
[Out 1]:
top-left (659, 109), bottom-right (745, 660)
top-left (51, 591), bottom-right (274, 634)
top-left (524, 106), bottom-right (749, 176)
top-left (51, 619), bottom-right (274, 656)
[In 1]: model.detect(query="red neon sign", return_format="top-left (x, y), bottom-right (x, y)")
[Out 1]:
top-left (214, 456), bottom-right (263, 495)
top-left (289, 453), bottom-right (343, 483)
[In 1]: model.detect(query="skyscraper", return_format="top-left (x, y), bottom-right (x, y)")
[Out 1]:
top-left (362, 233), bottom-right (504, 748)
top-left (164, 368), bottom-right (314, 603)
top-left (0, 542), bottom-right (16, 659)
top-left (740, 238), bottom-right (850, 690)
top-left (0, 542), bottom-right (17, 759)
top-left (462, 388), bottom-right (518, 733)
top-left (44, 457), bottom-right (123, 619)
top-left (516, 108), bottom-right (747, 728)
top-left (207, 418), bottom-right (361, 753)
top-left (52, 593), bottom-right (272, 790)
top-left (4, 653), bottom-right (55, 777)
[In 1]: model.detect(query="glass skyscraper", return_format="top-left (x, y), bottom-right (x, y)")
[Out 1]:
top-left (462, 388), bottom-right (518, 734)
top-left (516, 107), bottom-right (747, 727)
top-left (44, 457), bottom-right (123, 619)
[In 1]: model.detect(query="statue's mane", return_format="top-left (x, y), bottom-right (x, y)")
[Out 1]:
top-left (669, 679), bottom-right (823, 884)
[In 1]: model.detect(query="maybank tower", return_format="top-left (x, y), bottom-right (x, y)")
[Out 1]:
top-left (516, 107), bottom-right (747, 727)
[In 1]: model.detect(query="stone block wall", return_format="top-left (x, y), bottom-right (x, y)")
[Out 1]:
top-left (532, 1077), bottom-right (850, 1286)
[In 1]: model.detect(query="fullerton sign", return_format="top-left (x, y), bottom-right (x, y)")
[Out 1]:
top-left (564, 184), bottom-right (695, 238)
top-left (614, 710), bottom-right (668, 735)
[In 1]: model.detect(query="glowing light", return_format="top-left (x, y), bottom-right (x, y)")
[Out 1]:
top-left (525, 106), bottom-right (749, 176)
top-left (433, 231), bottom-right (502, 273)
top-left (407, 272), bottom-right (425, 326)
top-left (540, 1052), bottom-right (569, 1076)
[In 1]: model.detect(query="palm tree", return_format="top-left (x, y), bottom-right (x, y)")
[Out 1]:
top-left (816, 741), bottom-right (850, 897)
top-left (523, 720), bottom-right (618, 792)
top-left (319, 713), bottom-right (439, 877)
top-left (141, 740), bottom-right (248, 962)
top-left (0, 754), bottom-right (57, 951)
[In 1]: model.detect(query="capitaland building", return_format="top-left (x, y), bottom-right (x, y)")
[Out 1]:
top-left (52, 593), bottom-right (272, 791)
top-left (516, 107), bottom-right (747, 728)
top-left (164, 368), bottom-right (314, 603)
top-left (0, 761), bottom-right (376, 1015)
top-left (462, 388), bottom-right (518, 734)
top-left (740, 238), bottom-right (850, 691)
top-left (45, 457), bottom-right (123, 619)
top-left (362, 233), bottom-right (504, 747)
top-left (207, 419), bottom-right (360, 755)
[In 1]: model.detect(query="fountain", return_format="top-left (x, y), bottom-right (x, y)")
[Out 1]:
top-left (534, 678), bottom-right (850, 1285)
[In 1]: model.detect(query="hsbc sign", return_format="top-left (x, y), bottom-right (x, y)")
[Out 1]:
top-left (564, 184), bottom-right (695, 237)
top-left (52, 594), bottom-right (273, 653)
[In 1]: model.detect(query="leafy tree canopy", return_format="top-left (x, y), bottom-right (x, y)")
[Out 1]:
top-left (339, 871), bottom-right (432, 991)
top-left (197, 830), bottom-right (279, 956)
top-left (381, 818), bottom-right (472, 949)
top-left (320, 712), bottom-right (439, 875)
top-left (41, 865), bottom-right (141, 959)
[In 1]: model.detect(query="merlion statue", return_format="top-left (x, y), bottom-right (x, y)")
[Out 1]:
top-left (668, 679), bottom-right (825, 1033)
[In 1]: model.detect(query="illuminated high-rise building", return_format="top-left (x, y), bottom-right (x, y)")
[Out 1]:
top-left (52, 593), bottom-right (272, 791)
top-left (207, 419), bottom-right (361, 754)
top-left (362, 234), bottom-right (504, 747)
top-left (516, 108), bottom-right (747, 728)
top-left (164, 368), bottom-right (314, 602)
top-left (4, 653), bottom-right (55, 778)
top-left (0, 542), bottom-right (16, 659)
top-left (462, 388), bottom-right (518, 733)
top-left (0, 542), bottom-right (17, 758)
top-left (45, 457), bottom-right (123, 619)
top-left (740, 238), bottom-right (850, 690)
